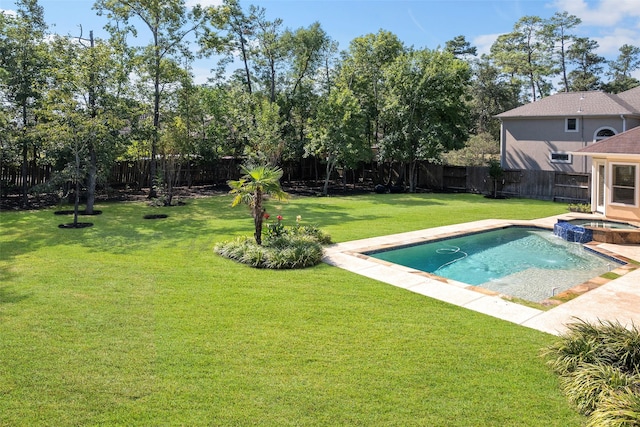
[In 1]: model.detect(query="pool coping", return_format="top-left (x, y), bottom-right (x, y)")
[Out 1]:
top-left (322, 214), bottom-right (640, 335)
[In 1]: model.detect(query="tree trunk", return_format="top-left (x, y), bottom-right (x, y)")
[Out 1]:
top-left (86, 144), bottom-right (97, 214)
top-left (323, 158), bottom-right (334, 196)
top-left (86, 30), bottom-right (97, 214)
top-left (409, 161), bottom-right (417, 193)
top-left (149, 29), bottom-right (160, 199)
top-left (20, 104), bottom-right (28, 208)
top-left (73, 145), bottom-right (81, 227)
top-left (253, 189), bottom-right (264, 245)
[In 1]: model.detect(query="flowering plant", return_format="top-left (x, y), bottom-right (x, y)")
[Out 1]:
top-left (265, 213), bottom-right (285, 238)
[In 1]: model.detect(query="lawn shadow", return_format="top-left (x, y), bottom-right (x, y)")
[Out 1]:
top-left (365, 192), bottom-right (456, 206)
top-left (0, 284), bottom-right (30, 308)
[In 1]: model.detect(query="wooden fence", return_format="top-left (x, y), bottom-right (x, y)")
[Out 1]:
top-left (416, 163), bottom-right (590, 202)
top-left (1, 158), bottom-right (591, 203)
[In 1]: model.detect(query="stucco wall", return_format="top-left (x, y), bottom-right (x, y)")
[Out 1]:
top-left (501, 116), bottom-right (631, 172)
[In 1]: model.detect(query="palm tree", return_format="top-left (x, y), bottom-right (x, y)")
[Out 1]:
top-left (228, 164), bottom-right (288, 245)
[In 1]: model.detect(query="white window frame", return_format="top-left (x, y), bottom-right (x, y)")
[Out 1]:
top-left (594, 127), bottom-right (617, 142)
top-left (609, 162), bottom-right (638, 207)
top-left (550, 152), bottom-right (572, 164)
top-left (565, 117), bottom-right (578, 132)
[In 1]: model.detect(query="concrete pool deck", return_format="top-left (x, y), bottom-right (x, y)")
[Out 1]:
top-left (322, 214), bottom-right (640, 335)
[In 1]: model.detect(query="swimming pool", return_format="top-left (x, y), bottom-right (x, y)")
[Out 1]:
top-left (366, 226), bottom-right (622, 302)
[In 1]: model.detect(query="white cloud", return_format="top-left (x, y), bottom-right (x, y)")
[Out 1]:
top-left (1, 8), bottom-right (17, 17)
top-left (473, 33), bottom-right (504, 56)
top-left (594, 28), bottom-right (639, 57)
top-left (551, 0), bottom-right (640, 27)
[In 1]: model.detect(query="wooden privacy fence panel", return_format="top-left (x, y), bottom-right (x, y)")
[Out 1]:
top-left (2, 156), bottom-right (591, 204)
top-left (553, 173), bottom-right (590, 203)
top-left (491, 169), bottom-right (589, 202)
top-left (418, 163), bottom-right (589, 202)
top-left (1, 164), bottom-right (53, 191)
top-left (108, 158), bottom-right (242, 188)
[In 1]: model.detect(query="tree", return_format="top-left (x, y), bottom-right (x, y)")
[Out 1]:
top-left (228, 165), bottom-right (288, 245)
top-left (380, 49), bottom-right (471, 192)
top-left (306, 87), bottom-right (367, 196)
top-left (338, 30), bottom-right (404, 148)
top-left (0, 0), bottom-right (49, 207)
top-left (602, 44), bottom-right (640, 93)
top-left (444, 35), bottom-right (477, 58)
top-left (487, 158), bottom-right (504, 198)
top-left (490, 16), bottom-right (554, 101)
top-left (55, 29), bottom-right (130, 214)
top-left (279, 22), bottom-right (333, 162)
top-left (566, 37), bottom-right (605, 91)
top-left (469, 55), bottom-right (521, 140)
top-left (200, 0), bottom-right (254, 93)
top-left (38, 35), bottom-right (113, 226)
top-left (94, 0), bottom-right (207, 198)
top-left (542, 12), bottom-right (581, 92)
top-left (250, 5), bottom-right (284, 103)
top-left (443, 132), bottom-right (499, 166)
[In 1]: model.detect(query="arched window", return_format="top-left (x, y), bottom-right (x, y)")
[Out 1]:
top-left (594, 127), bottom-right (616, 142)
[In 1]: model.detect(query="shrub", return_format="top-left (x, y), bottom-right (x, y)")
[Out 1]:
top-left (215, 225), bottom-right (330, 269)
top-left (543, 320), bottom-right (640, 377)
top-left (543, 320), bottom-right (640, 423)
top-left (587, 386), bottom-right (640, 427)
top-left (562, 363), bottom-right (640, 415)
top-left (568, 203), bottom-right (591, 213)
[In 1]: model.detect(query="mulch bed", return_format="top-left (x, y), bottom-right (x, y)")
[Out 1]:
top-left (54, 210), bottom-right (103, 215)
top-left (58, 222), bottom-right (94, 229)
top-left (143, 214), bottom-right (168, 219)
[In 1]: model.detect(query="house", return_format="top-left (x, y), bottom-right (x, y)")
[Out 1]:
top-left (573, 126), bottom-right (640, 222)
top-left (496, 87), bottom-right (640, 173)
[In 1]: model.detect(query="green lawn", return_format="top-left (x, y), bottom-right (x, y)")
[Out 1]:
top-left (0, 193), bottom-right (582, 426)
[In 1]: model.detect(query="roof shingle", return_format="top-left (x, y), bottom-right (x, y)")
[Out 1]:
top-left (496, 87), bottom-right (640, 118)
top-left (575, 126), bottom-right (640, 155)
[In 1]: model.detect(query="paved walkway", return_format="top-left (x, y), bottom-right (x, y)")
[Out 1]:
top-left (322, 214), bottom-right (640, 335)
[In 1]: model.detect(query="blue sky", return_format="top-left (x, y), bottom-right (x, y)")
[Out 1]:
top-left (2, 0), bottom-right (640, 83)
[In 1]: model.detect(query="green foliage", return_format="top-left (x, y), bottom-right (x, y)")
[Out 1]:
top-left (443, 132), bottom-right (500, 166)
top-left (306, 86), bottom-right (368, 195)
top-left (587, 386), bottom-right (640, 427)
top-left (568, 203), bottom-right (592, 213)
top-left (228, 164), bottom-right (289, 245)
top-left (214, 225), bottom-right (327, 269)
top-left (567, 37), bottom-right (605, 91)
top-left (380, 48), bottom-right (472, 192)
top-left (543, 320), bottom-right (640, 423)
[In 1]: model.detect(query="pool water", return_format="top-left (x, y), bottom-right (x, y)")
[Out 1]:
top-left (566, 219), bottom-right (638, 229)
top-left (367, 227), bottom-right (621, 302)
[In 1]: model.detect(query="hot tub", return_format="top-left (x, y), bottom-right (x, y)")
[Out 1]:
top-left (558, 219), bottom-right (640, 244)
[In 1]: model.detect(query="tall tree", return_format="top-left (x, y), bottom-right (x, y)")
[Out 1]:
top-left (490, 16), bottom-right (554, 101)
top-left (380, 49), bottom-right (471, 192)
top-left (94, 0), bottom-right (207, 198)
top-left (338, 30), bottom-right (404, 149)
top-left (602, 44), bottom-right (640, 93)
top-left (566, 37), bottom-right (605, 91)
top-left (279, 22), bottom-right (333, 162)
top-left (250, 5), bottom-right (284, 103)
top-left (542, 11), bottom-right (581, 92)
top-left (200, 0), bottom-right (254, 93)
top-left (306, 86), bottom-right (367, 196)
top-left (469, 55), bottom-right (521, 140)
top-left (37, 33), bottom-right (129, 218)
top-left (0, 0), bottom-right (49, 207)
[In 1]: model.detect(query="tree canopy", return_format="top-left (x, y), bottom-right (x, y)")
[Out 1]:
top-left (1, 1), bottom-right (639, 201)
